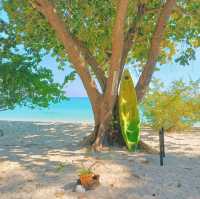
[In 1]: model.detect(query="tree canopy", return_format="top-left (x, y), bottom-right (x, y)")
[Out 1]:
top-left (2, 1), bottom-right (200, 71)
top-left (2, 1), bottom-right (200, 100)
top-left (0, 19), bottom-right (66, 111)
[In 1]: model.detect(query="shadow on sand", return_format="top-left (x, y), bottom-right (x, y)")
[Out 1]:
top-left (0, 121), bottom-right (200, 199)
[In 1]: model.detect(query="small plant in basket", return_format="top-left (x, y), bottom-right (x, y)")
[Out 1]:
top-left (77, 162), bottom-right (100, 190)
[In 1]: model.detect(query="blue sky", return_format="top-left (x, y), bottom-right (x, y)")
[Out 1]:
top-left (40, 55), bottom-right (88, 97)
top-left (42, 51), bottom-right (200, 97)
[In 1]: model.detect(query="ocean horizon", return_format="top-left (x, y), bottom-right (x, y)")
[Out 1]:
top-left (1, 97), bottom-right (199, 127)
top-left (0, 97), bottom-right (94, 123)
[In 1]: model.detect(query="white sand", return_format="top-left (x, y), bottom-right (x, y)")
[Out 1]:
top-left (0, 121), bottom-right (200, 199)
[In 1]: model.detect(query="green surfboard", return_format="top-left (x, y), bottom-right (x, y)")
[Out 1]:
top-left (118, 69), bottom-right (140, 151)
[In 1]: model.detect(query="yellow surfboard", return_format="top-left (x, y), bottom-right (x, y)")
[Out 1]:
top-left (118, 69), bottom-right (140, 151)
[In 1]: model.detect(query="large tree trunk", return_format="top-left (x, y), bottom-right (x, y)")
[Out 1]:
top-left (81, 94), bottom-right (125, 150)
top-left (90, 0), bottom-right (129, 151)
top-left (90, 94), bottom-right (126, 151)
top-left (91, 100), bottom-right (113, 150)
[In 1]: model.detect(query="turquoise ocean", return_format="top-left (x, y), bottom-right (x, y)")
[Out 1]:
top-left (0, 98), bottom-right (94, 123)
top-left (1, 98), bottom-right (199, 126)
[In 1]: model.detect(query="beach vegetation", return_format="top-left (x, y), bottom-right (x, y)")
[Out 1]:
top-left (143, 79), bottom-right (200, 132)
top-left (78, 167), bottom-right (93, 176)
top-left (56, 162), bottom-right (68, 172)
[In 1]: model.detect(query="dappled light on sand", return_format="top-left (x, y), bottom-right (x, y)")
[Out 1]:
top-left (0, 121), bottom-right (200, 199)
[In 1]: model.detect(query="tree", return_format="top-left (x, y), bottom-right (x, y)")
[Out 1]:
top-left (142, 79), bottom-right (200, 132)
top-left (0, 19), bottom-right (67, 111)
top-left (2, 0), bottom-right (200, 150)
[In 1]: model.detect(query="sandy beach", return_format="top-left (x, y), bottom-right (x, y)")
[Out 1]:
top-left (0, 120), bottom-right (200, 199)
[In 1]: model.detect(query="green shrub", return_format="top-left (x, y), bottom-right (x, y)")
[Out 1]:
top-left (142, 79), bottom-right (200, 132)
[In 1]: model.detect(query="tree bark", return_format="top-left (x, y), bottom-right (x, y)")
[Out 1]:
top-left (32, 0), bottom-right (102, 124)
top-left (90, 0), bottom-right (129, 150)
top-left (136, 0), bottom-right (177, 102)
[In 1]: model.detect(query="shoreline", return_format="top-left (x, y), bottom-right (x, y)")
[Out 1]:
top-left (0, 119), bottom-right (94, 125)
top-left (1, 119), bottom-right (199, 131)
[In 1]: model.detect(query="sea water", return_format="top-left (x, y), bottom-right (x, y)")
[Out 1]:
top-left (0, 97), bottom-right (94, 123)
top-left (0, 98), bottom-right (199, 127)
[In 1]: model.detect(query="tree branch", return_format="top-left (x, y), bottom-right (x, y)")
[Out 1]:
top-left (72, 37), bottom-right (106, 91)
top-left (144, 7), bottom-right (162, 15)
top-left (63, 1), bottom-right (106, 90)
top-left (136, 0), bottom-right (177, 102)
top-left (105, 0), bottom-right (129, 101)
top-left (103, 4), bottom-right (162, 72)
top-left (32, 0), bottom-right (102, 107)
top-left (121, 3), bottom-right (146, 69)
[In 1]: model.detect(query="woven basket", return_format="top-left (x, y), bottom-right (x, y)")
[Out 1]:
top-left (79, 173), bottom-right (100, 190)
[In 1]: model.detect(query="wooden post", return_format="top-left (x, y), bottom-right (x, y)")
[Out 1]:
top-left (161, 127), bottom-right (165, 157)
top-left (159, 127), bottom-right (165, 166)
